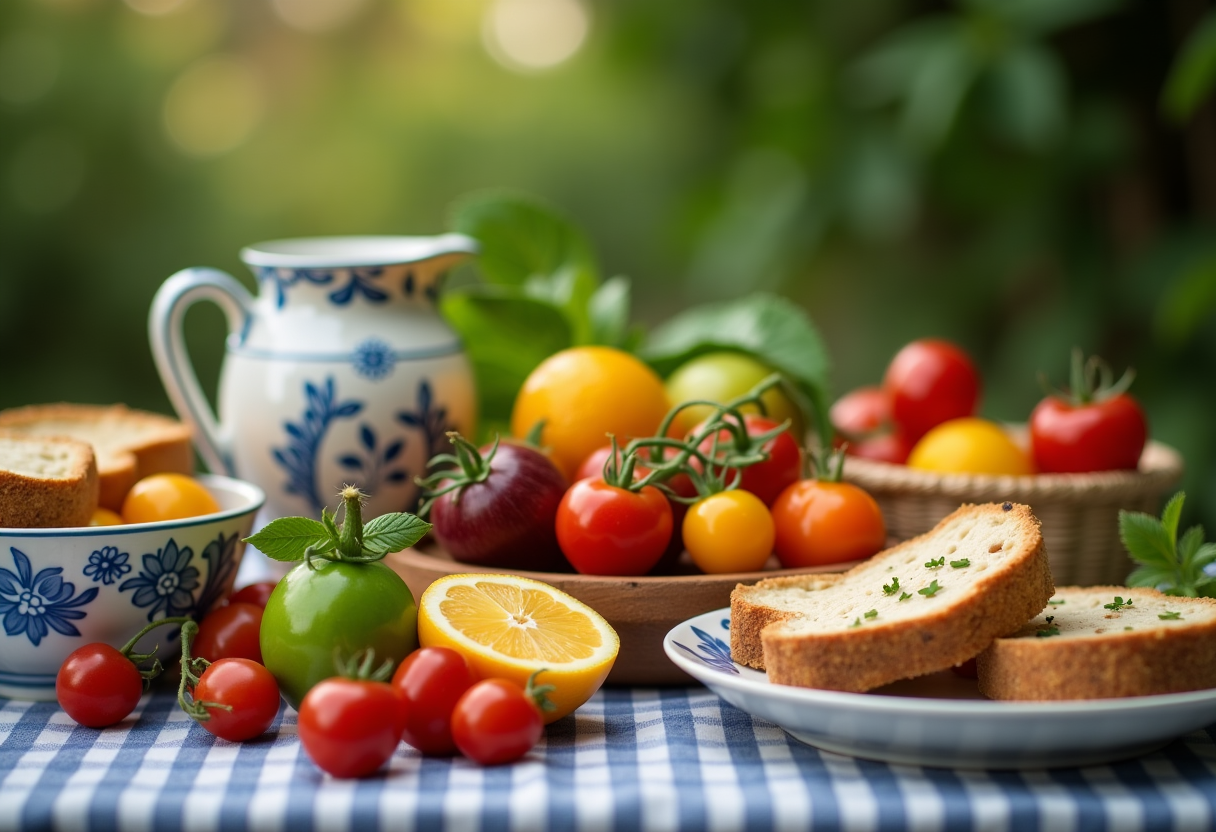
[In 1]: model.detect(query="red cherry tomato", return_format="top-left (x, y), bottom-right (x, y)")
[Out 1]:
top-left (193, 602), bottom-right (264, 664)
top-left (692, 414), bottom-right (802, 506)
top-left (228, 581), bottom-right (278, 608)
top-left (193, 658), bottom-right (281, 742)
top-left (298, 678), bottom-right (407, 778)
top-left (771, 480), bottom-right (886, 567)
top-left (574, 444), bottom-right (696, 571)
top-left (1030, 394), bottom-right (1147, 473)
top-left (56, 643), bottom-right (144, 728)
top-left (830, 386), bottom-right (891, 440)
top-left (847, 433), bottom-right (912, 465)
top-left (450, 678), bottom-right (544, 766)
top-left (883, 339), bottom-right (980, 443)
top-left (392, 647), bottom-right (476, 756)
top-left (555, 479), bottom-right (673, 576)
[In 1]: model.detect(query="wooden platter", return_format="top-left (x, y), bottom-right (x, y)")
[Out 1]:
top-left (386, 546), bottom-right (846, 686)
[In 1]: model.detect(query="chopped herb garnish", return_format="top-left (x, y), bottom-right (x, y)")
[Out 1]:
top-left (898, 592), bottom-right (912, 602)
top-left (1159, 611), bottom-right (1182, 620)
top-left (864, 609), bottom-right (878, 619)
top-left (918, 580), bottom-right (942, 598)
top-left (1048, 599), bottom-right (1066, 605)
top-left (925, 557), bottom-right (945, 569)
top-left (949, 558), bottom-right (971, 568)
top-left (882, 577), bottom-right (901, 596)
top-left (1035, 626), bottom-right (1060, 637)
top-left (1124, 626), bottom-right (1134, 631)
top-left (849, 618), bottom-right (861, 628)
top-left (1104, 596), bottom-right (1133, 611)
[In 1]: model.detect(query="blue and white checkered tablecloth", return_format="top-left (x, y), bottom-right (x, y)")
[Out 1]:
top-left (1, 688), bottom-right (1215, 832)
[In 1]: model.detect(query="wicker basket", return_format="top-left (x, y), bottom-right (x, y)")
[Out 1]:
top-left (840, 438), bottom-right (1184, 586)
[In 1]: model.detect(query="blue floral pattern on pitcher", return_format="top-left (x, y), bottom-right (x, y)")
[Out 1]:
top-left (352, 338), bottom-right (395, 381)
top-left (398, 379), bottom-right (456, 461)
top-left (338, 424), bottom-right (409, 497)
top-left (272, 377), bottom-right (364, 515)
top-left (0, 548), bottom-right (98, 646)
top-left (255, 267), bottom-right (333, 309)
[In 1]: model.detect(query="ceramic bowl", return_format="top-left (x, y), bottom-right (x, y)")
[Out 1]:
top-left (0, 474), bottom-right (264, 701)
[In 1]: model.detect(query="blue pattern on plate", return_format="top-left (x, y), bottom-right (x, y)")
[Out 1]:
top-left (272, 377), bottom-right (364, 514)
top-left (0, 548), bottom-right (98, 646)
top-left (672, 625), bottom-right (739, 674)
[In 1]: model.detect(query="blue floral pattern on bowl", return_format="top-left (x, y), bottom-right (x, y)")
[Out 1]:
top-left (352, 338), bottom-right (395, 381)
top-left (0, 548), bottom-right (99, 646)
top-left (83, 546), bottom-right (131, 586)
top-left (119, 539), bottom-right (200, 621)
top-left (672, 622), bottom-right (739, 675)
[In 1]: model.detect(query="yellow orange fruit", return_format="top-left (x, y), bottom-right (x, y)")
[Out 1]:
top-left (510, 346), bottom-right (669, 479)
top-left (417, 573), bottom-right (618, 723)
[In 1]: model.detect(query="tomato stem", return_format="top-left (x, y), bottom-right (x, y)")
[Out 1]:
top-left (524, 669), bottom-right (557, 713)
top-left (1042, 347), bottom-right (1136, 407)
top-left (336, 486), bottom-right (366, 560)
top-left (415, 432), bottom-right (500, 516)
top-left (176, 620), bottom-right (232, 723)
top-left (118, 615), bottom-right (193, 685)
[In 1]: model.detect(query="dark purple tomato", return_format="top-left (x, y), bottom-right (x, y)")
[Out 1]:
top-left (429, 437), bottom-right (569, 571)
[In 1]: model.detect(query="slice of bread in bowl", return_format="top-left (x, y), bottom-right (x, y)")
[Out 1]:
top-left (0, 404), bottom-right (193, 510)
top-left (0, 432), bottom-right (98, 527)
top-left (731, 502), bottom-right (1054, 692)
top-left (977, 586), bottom-right (1216, 700)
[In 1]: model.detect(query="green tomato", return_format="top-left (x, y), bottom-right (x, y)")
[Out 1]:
top-left (664, 351), bottom-right (805, 439)
top-left (259, 559), bottom-right (418, 710)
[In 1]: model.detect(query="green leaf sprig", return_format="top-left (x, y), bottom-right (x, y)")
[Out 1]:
top-left (245, 486), bottom-right (431, 568)
top-left (882, 577), bottom-right (901, 596)
top-left (918, 580), bottom-right (942, 597)
top-left (1121, 492), bottom-right (1216, 598)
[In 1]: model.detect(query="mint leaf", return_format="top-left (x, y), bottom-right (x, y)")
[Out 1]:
top-left (362, 513), bottom-right (432, 555)
top-left (640, 293), bottom-right (833, 448)
top-left (1161, 492), bottom-right (1185, 544)
top-left (1119, 510), bottom-right (1176, 569)
top-left (451, 190), bottom-right (598, 289)
top-left (246, 517), bottom-right (333, 562)
top-left (441, 288), bottom-right (573, 432)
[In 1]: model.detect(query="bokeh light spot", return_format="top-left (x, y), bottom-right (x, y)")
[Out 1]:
top-left (162, 55), bottom-right (264, 158)
top-left (6, 133), bottom-right (85, 214)
top-left (123, 0), bottom-right (193, 17)
top-left (483, 0), bottom-right (589, 73)
top-left (0, 32), bottom-right (60, 105)
top-left (271, 0), bottom-right (368, 33)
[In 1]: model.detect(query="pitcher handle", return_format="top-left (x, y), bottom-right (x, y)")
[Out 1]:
top-left (148, 267), bottom-right (254, 477)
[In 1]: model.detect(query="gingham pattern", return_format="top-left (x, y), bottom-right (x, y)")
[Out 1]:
top-left (2, 689), bottom-right (1215, 832)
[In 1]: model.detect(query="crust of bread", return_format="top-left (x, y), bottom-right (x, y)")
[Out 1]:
top-left (732, 503), bottom-right (1054, 692)
top-left (977, 586), bottom-right (1216, 700)
top-left (0, 432), bottom-right (99, 528)
top-left (0, 404), bottom-right (193, 510)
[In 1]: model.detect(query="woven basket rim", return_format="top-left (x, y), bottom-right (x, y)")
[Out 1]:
top-left (841, 439), bottom-right (1183, 502)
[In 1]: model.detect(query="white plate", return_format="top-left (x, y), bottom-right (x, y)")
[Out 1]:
top-left (663, 608), bottom-right (1216, 770)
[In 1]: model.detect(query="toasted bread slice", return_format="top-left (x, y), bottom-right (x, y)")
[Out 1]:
top-left (0, 404), bottom-right (193, 510)
top-left (731, 502), bottom-right (1054, 692)
top-left (0, 432), bottom-right (99, 527)
top-left (977, 586), bottom-right (1216, 700)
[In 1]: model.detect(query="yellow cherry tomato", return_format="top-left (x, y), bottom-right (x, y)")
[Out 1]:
top-left (88, 508), bottom-right (124, 526)
top-left (664, 351), bottom-right (805, 439)
top-left (682, 490), bottom-right (775, 574)
top-left (121, 474), bottom-right (221, 524)
top-left (907, 418), bottom-right (1033, 476)
top-left (510, 346), bottom-right (670, 480)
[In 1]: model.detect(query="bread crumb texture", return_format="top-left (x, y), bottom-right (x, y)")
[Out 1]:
top-left (731, 502), bottom-right (1054, 692)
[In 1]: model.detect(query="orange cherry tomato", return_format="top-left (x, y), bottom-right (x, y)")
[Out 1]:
top-left (89, 508), bottom-right (124, 526)
top-left (121, 474), bottom-right (221, 524)
top-left (770, 480), bottom-right (886, 568)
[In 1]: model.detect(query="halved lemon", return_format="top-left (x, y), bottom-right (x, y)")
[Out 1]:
top-left (417, 574), bottom-right (619, 723)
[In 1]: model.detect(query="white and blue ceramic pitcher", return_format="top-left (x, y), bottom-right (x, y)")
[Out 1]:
top-left (149, 235), bottom-right (478, 523)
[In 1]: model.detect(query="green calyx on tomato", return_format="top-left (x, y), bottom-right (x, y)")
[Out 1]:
top-left (333, 648), bottom-right (396, 683)
top-left (248, 487), bottom-right (429, 710)
top-left (415, 432), bottom-right (501, 514)
top-left (1044, 347), bottom-right (1135, 407)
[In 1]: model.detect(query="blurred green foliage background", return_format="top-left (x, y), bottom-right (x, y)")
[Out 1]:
top-left (3, 0), bottom-right (1216, 522)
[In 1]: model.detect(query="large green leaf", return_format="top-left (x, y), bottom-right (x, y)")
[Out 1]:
top-left (640, 293), bottom-right (832, 448)
top-left (1162, 10), bottom-right (1216, 121)
top-left (441, 287), bottom-right (573, 434)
